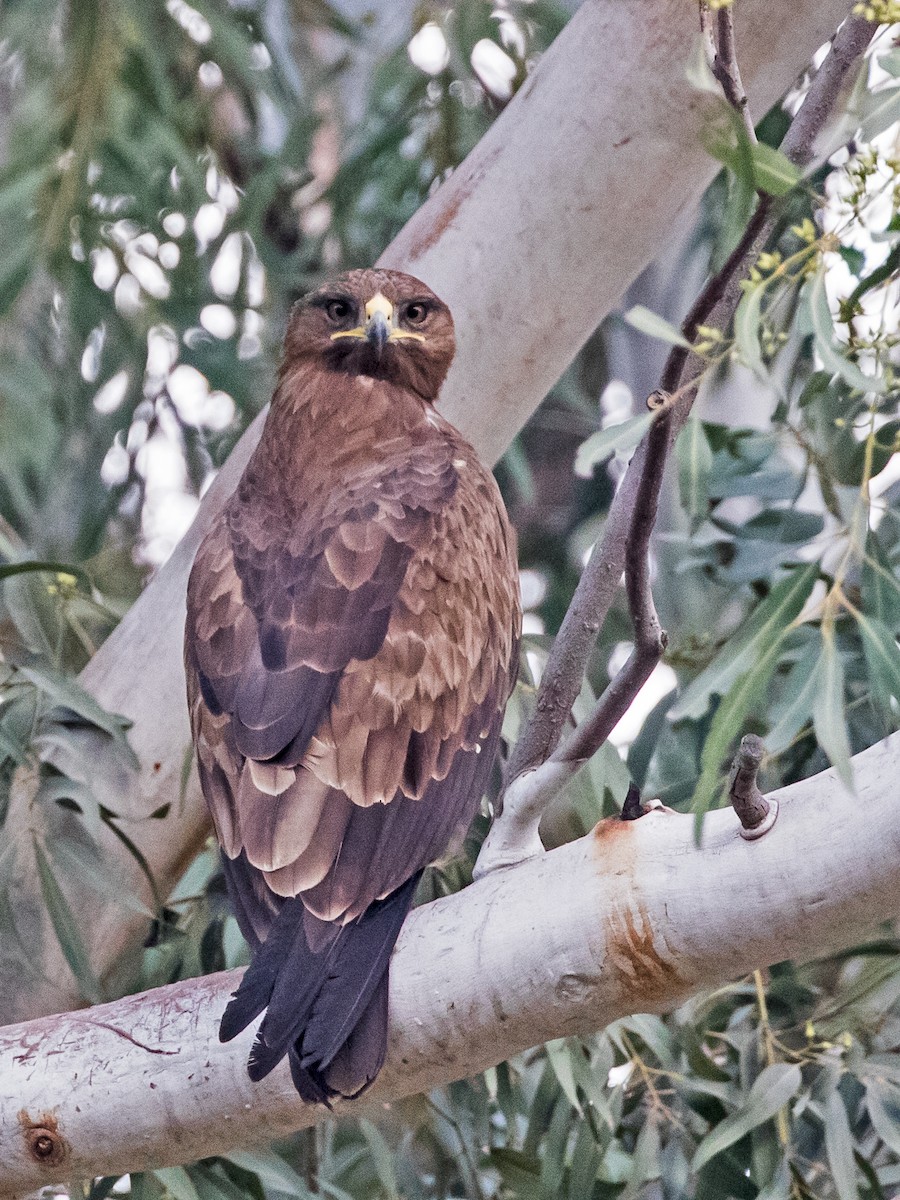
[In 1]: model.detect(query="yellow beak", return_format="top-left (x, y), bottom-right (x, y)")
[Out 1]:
top-left (330, 292), bottom-right (425, 352)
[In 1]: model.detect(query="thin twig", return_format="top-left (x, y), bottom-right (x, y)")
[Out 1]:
top-left (702, 2), bottom-right (757, 142)
top-left (480, 9), bottom-right (877, 874)
top-left (780, 13), bottom-right (875, 170)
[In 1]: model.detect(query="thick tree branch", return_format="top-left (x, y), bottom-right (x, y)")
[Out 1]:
top-left (2, 733), bottom-right (899, 1195)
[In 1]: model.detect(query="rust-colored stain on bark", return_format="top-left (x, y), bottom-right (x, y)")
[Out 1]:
top-left (18, 1110), bottom-right (70, 1167)
top-left (605, 899), bottom-right (681, 1005)
top-left (592, 815), bottom-right (635, 843)
top-left (593, 816), bottom-right (683, 1005)
top-left (397, 146), bottom-right (501, 261)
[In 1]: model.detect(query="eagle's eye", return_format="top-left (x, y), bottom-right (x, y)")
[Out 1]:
top-left (403, 301), bottom-right (429, 326)
top-left (325, 298), bottom-right (353, 324)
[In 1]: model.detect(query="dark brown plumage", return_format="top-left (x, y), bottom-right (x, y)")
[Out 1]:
top-left (184, 268), bottom-right (521, 1102)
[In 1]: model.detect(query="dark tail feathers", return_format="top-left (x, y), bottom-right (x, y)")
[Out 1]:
top-left (220, 872), bottom-right (421, 1103)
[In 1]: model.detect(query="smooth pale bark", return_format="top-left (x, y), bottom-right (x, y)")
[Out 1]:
top-left (0, 0), bottom-right (854, 1025)
top-left (1, 733), bottom-right (898, 1194)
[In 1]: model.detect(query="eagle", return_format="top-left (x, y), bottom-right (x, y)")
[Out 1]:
top-left (184, 268), bottom-right (521, 1103)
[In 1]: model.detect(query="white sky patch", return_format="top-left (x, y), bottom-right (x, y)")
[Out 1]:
top-left (522, 613), bottom-right (545, 635)
top-left (107, 219), bottom-right (140, 248)
top-left (141, 489), bottom-right (201, 566)
top-left (114, 273), bottom-right (142, 317)
top-left (146, 326), bottom-right (179, 381)
top-left (125, 248), bottom-right (170, 300)
top-left (162, 211), bottom-right (187, 238)
top-left (239, 309), bottom-right (263, 360)
top-left (408, 23), bottom-right (449, 76)
top-left (471, 39), bottom-right (517, 101)
top-left (199, 60), bottom-right (223, 89)
top-left (608, 1062), bottom-right (634, 1089)
top-left (606, 643), bottom-right (677, 750)
top-left (519, 568), bottom-right (547, 611)
top-left (166, 0), bottom-right (211, 45)
top-left (252, 43), bottom-right (271, 71)
top-left (600, 379), bottom-right (634, 426)
top-left (168, 364), bottom-right (210, 425)
top-left (101, 438), bottom-right (130, 487)
top-left (91, 247), bottom-right (119, 291)
top-left (245, 248), bottom-right (266, 308)
top-left (93, 370), bottom-right (129, 415)
top-left (81, 324), bottom-right (105, 383)
top-left (200, 304), bottom-right (238, 339)
top-left (210, 231), bottom-right (242, 298)
top-left (158, 241), bottom-right (180, 269)
top-left (203, 391), bottom-right (236, 431)
top-left (194, 202), bottom-right (227, 252)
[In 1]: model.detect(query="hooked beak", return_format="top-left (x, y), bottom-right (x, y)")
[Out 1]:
top-left (365, 308), bottom-right (390, 358)
top-left (330, 292), bottom-right (425, 358)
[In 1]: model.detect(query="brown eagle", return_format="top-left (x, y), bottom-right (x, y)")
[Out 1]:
top-left (184, 268), bottom-right (521, 1103)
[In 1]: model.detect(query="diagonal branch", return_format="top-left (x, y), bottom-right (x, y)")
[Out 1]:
top-left (503, 8), bottom-right (874, 785)
top-left (485, 8), bottom-right (876, 875)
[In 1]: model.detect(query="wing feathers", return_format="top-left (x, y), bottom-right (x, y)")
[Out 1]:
top-left (185, 370), bottom-right (521, 1099)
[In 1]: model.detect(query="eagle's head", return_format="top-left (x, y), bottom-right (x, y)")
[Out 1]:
top-left (284, 268), bottom-right (456, 402)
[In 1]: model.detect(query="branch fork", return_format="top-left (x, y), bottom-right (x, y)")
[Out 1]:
top-left (730, 733), bottom-right (779, 840)
top-left (476, 9), bottom-right (874, 878)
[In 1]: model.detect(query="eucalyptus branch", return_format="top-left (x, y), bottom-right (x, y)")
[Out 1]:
top-left (701, 2), bottom-right (757, 141)
top-left (492, 7), bottom-right (876, 869)
top-left (5, 733), bottom-right (900, 1195)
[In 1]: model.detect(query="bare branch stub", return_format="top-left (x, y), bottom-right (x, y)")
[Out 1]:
top-left (729, 734), bottom-right (778, 839)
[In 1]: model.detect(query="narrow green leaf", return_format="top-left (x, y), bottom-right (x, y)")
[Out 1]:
top-left (692, 1063), bottom-right (802, 1171)
top-left (19, 663), bottom-right (136, 757)
top-left (750, 142), bottom-right (801, 196)
top-left (685, 35), bottom-right (721, 94)
top-left (677, 420), bottom-right (713, 521)
top-left (568, 1123), bottom-right (602, 1200)
top-left (671, 563), bottom-right (819, 721)
top-left (866, 1079), bottom-right (900, 1157)
top-left (623, 305), bottom-right (691, 349)
top-left (0, 718), bottom-right (27, 765)
top-left (756, 1158), bottom-right (791, 1200)
top-left (812, 637), bottom-right (854, 789)
top-left (358, 1119), bottom-right (399, 1199)
top-left (734, 282), bottom-right (766, 378)
top-left (862, 534), bottom-right (900, 631)
top-left (574, 412), bottom-right (655, 478)
top-left (545, 1038), bottom-right (582, 1112)
top-left (856, 612), bottom-right (900, 716)
top-left (45, 831), bottom-right (155, 918)
top-left (154, 1169), bottom-right (201, 1200)
top-left (32, 838), bottom-right (102, 1003)
top-left (857, 85), bottom-right (900, 144)
top-left (766, 648), bottom-right (821, 754)
top-left (824, 1085), bottom-right (860, 1200)
top-left (225, 1151), bottom-right (315, 1198)
top-left (878, 49), bottom-right (900, 78)
top-left (99, 805), bottom-right (163, 912)
top-left (806, 267), bottom-right (888, 395)
top-left (0, 560), bottom-right (91, 586)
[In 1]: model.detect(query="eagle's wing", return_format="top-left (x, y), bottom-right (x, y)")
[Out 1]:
top-left (185, 437), bottom-right (519, 933)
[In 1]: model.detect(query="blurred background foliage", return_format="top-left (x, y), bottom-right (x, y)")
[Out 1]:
top-left (1, 0), bottom-right (900, 1196)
